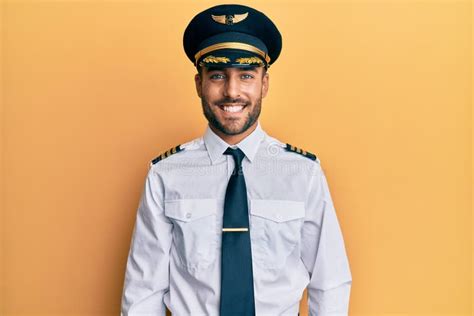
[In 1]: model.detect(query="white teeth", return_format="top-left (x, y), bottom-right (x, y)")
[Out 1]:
top-left (221, 105), bottom-right (244, 113)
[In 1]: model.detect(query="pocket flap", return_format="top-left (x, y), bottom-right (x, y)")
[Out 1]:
top-left (164, 199), bottom-right (217, 222)
top-left (250, 199), bottom-right (305, 222)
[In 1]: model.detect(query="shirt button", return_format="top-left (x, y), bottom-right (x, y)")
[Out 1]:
top-left (185, 212), bottom-right (192, 219)
top-left (276, 214), bottom-right (282, 221)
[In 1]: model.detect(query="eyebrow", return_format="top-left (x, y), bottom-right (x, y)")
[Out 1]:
top-left (206, 67), bottom-right (225, 72)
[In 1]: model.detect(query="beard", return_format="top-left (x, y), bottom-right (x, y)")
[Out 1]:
top-left (201, 94), bottom-right (262, 136)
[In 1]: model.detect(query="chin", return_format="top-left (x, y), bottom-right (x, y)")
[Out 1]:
top-left (213, 120), bottom-right (245, 135)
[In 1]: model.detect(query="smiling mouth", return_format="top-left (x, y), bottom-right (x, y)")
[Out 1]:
top-left (218, 104), bottom-right (247, 113)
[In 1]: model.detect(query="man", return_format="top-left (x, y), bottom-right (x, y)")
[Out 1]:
top-left (121, 4), bottom-right (352, 316)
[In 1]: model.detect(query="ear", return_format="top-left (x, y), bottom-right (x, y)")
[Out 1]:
top-left (194, 73), bottom-right (202, 98)
top-left (261, 71), bottom-right (269, 98)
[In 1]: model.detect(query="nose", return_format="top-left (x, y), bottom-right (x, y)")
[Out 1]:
top-left (223, 74), bottom-right (240, 99)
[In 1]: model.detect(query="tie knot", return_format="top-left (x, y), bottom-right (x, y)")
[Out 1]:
top-left (224, 147), bottom-right (246, 167)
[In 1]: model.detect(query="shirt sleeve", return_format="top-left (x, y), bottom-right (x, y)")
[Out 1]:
top-left (121, 164), bottom-right (172, 316)
top-left (301, 162), bottom-right (353, 316)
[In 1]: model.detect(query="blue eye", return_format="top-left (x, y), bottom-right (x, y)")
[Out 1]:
top-left (241, 74), bottom-right (254, 79)
top-left (210, 74), bottom-right (225, 79)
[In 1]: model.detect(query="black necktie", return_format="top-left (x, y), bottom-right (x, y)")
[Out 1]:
top-left (219, 147), bottom-right (255, 316)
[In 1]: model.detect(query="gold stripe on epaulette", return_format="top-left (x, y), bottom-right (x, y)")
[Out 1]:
top-left (152, 144), bottom-right (183, 165)
top-left (284, 143), bottom-right (317, 161)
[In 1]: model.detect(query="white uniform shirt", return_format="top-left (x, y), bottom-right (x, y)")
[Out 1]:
top-left (121, 121), bottom-right (352, 316)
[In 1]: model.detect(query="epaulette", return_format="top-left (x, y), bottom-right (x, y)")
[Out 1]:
top-left (284, 143), bottom-right (317, 161)
top-left (151, 144), bottom-right (183, 165)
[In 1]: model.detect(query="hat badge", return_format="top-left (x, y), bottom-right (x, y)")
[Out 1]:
top-left (211, 12), bottom-right (248, 25)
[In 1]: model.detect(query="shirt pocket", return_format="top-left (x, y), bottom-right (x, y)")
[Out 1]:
top-left (249, 199), bottom-right (305, 269)
top-left (164, 198), bottom-right (218, 271)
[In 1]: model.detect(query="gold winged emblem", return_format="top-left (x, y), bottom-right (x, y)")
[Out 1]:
top-left (211, 12), bottom-right (249, 25)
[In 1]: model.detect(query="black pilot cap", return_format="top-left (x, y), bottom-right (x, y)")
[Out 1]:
top-left (183, 4), bottom-right (282, 69)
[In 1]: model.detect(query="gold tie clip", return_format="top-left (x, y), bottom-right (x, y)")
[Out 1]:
top-left (222, 228), bottom-right (249, 232)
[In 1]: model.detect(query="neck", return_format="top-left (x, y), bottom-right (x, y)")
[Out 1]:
top-left (210, 122), bottom-right (258, 145)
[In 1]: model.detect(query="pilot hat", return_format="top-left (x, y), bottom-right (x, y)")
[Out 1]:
top-left (183, 4), bottom-right (282, 69)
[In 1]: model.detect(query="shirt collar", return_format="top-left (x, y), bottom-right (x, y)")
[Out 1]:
top-left (203, 121), bottom-right (265, 165)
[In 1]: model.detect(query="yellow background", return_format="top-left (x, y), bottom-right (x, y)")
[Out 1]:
top-left (1, 0), bottom-right (472, 315)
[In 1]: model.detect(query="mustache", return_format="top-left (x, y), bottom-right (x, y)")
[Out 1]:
top-left (215, 98), bottom-right (249, 106)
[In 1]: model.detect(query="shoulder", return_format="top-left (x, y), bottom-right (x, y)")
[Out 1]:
top-left (283, 143), bottom-right (319, 162)
top-left (263, 134), bottom-right (320, 164)
top-left (150, 137), bottom-right (203, 166)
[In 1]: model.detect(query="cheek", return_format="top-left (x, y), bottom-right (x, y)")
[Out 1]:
top-left (244, 84), bottom-right (263, 99)
top-left (201, 82), bottom-right (222, 100)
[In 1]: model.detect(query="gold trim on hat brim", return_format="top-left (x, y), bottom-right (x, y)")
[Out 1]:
top-left (194, 42), bottom-right (271, 66)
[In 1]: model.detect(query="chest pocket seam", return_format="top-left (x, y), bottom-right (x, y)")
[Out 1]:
top-left (164, 198), bottom-right (217, 221)
top-left (249, 199), bottom-right (305, 222)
